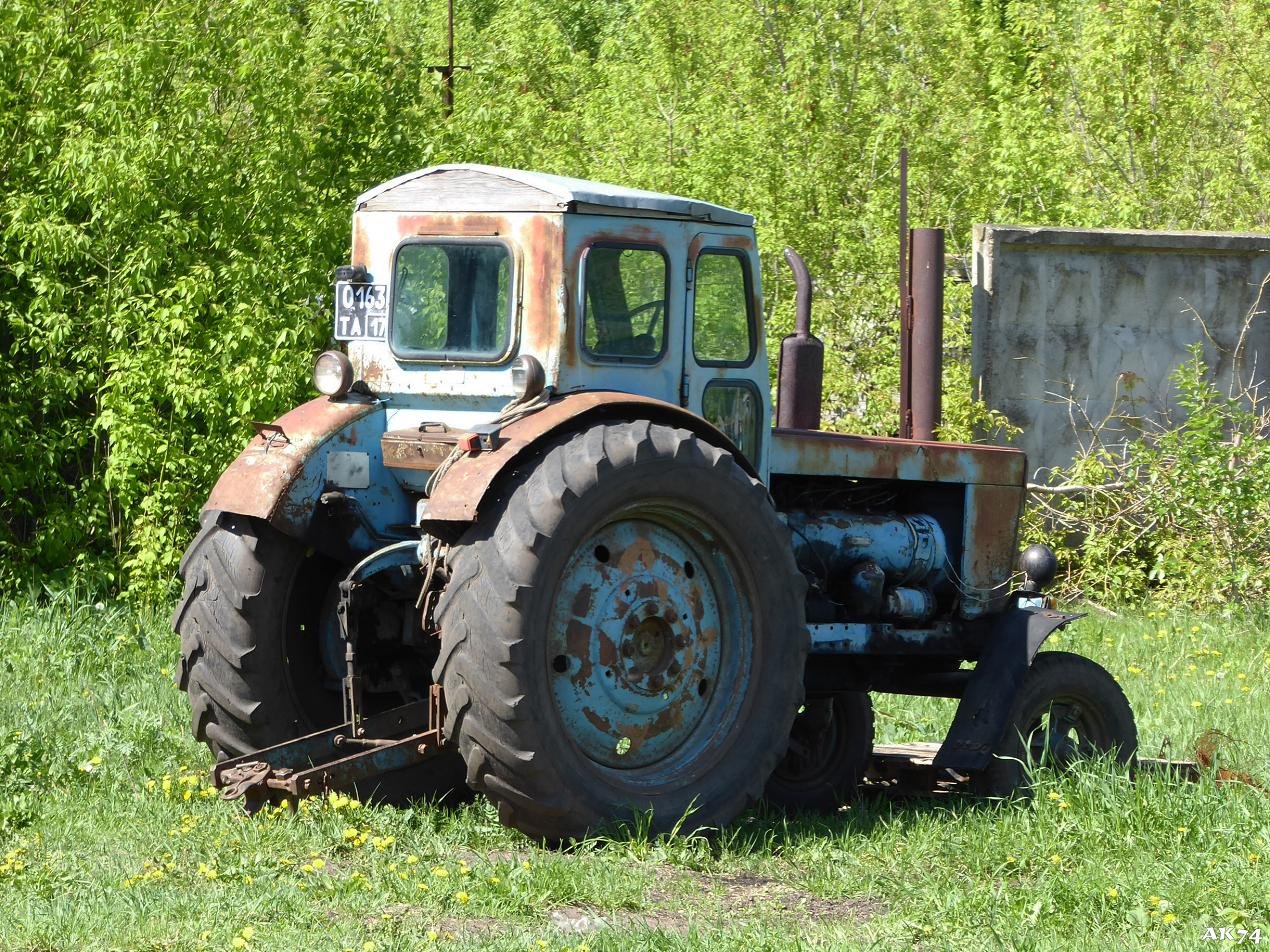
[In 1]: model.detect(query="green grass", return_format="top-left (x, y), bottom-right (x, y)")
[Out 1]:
top-left (0, 590), bottom-right (1266, 951)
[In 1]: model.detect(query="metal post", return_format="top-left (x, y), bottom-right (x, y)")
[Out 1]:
top-left (909, 228), bottom-right (944, 441)
top-left (898, 148), bottom-right (912, 439)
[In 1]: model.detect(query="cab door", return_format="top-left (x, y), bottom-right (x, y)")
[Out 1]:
top-left (683, 232), bottom-right (770, 476)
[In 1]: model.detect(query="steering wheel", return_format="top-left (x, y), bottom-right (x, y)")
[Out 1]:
top-left (623, 299), bottom-right (665, 337)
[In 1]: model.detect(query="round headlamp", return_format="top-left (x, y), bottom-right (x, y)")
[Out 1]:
top-left (313, 350), bottom-right (354, 398)
top-left (510, 354), bottom-right (546, 400)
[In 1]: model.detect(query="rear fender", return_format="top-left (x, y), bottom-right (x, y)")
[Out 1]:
top-left (204, 396), bottom-right (413, 556)
top-left (932, 608), bottom-right (1085, 773)
top-left (418, 390), bottom-right (755, 537)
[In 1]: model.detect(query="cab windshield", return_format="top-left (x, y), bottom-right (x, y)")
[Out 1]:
top-left (391, 240), bottom-right (512, 360)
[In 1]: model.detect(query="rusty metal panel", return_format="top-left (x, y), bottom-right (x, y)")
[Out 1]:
top-left (419, 391), bottom-right (750, 524)
top-left (769, 428), bottom-right (1025, 487)
top-left (348, 211), bottom-right (566, 403)
top-left (205, 397), bottom-right (382, 532)
top-left (959, 483), bottom-right (1024, 618)
top-left (381, 427), bottom-right (460, 472)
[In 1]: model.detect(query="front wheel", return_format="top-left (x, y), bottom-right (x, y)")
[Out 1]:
top-left (974, 651), bottom-right (1137, 797)
top-left (434, 421), bottom-right (809, 841)
top-left (764, 692), bottom-right (874, 812)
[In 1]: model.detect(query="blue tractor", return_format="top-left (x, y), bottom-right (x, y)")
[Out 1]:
top-left (175, 165), bottom-right (1136, 839)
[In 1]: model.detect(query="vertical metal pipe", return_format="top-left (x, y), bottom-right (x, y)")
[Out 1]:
top-left (898, 148), bottom-right (911, 439)
top-left (909, 227), bottom-right (944, 441)
top-left (777, 248), bottom-right (824, 430)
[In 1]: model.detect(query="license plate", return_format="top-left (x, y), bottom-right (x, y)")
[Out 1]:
top-left (333, 281), bottom-right (388, 340)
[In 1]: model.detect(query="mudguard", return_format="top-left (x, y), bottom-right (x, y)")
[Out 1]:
top-left (204, 395), bottom-right (412, 552)
top-left (417, 390), bottom-right (754, 530)
top-left (932, 608), bottom-right (1084, 773)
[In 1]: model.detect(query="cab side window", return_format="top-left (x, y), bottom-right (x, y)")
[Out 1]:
top-left (692, 251), bottom-right (754, 365)
top-left (583, 244), bottom-right (668, 361)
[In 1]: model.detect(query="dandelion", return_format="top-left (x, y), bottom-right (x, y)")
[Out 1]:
top-left (1162, 913), bottom-right (1177, 924)
top-left (1126, 665), bottom-right (1143, 675)
top-left (427, 931), bottom-right (439, 942)
top-left (1106, 888), bottom-right (1119, 899)
top-left (240, 928), bottom-right (255, 941)
top-left (1005, 855), bottom-right (1016, 864)
top-left (454, 890), bottom-right (470, 903)
top-left (1058, 800), bottom-right (1069, 809)
top-left (406, 855), bottom-right (419, 865)
top-left (1046, 791), bottom-right (1061, 801)
top-left (311, 858), bottom-right (325, 870)
top-left (432, 866), bottom-right (449, 878)
top-left (363, 943), bottom-right (377, 952)
top-left (488, 875), bottom-right (501, 885)
top-left (1049, 854), bottom-right (1062, 866)
top-left (1191, 701), bottom-right (1203, 709)
top-left (1177, 826), bottom-right (1189, 834)
top-left (231, 940), bottom-right (247, 950)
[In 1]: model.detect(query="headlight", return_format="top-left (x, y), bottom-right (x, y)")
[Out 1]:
top-left (313, 350), bottom-right (354, 398)
top-left (510, 354), bottom-right (546, 400)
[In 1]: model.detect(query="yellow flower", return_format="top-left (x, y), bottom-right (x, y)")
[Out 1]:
top-left (1191, 701), bottom-right (1203, 709)
top-left (406, 855), bottom-right (419, 865)
top-left (231, 940), bottom-right (247, 950)
top-left (363, 943), bottom-right (376, 952)
top-left (311, 858), bottom-right (325, 870)
top-left (1105, 888), bottom-right (1119, 899)
top-left (1149, 895), bottom-right (1161, 905)
top-left (454, 890), bottom-right (470, 903)
top-left (1005, 855), bottom-right (1016, 864)
top-left (1126, 665), bottom-right (1143, 675)
top-left (1049, 854), bottom-right (1062, 866)
top-left (427, 930), bottom-right (439, 942)
top-left (1177, 826), bottom-right (1189, 834)
top-left (1162, 913), bottom-right (1177, 923)
top-left (240, 928), bottom-right (255, 941)
top-left (1058, 800), bottom-right (1069, 809)
top-left (432, 867), bottom-right (449, 877)
top-left (1249, 854), bottom-right (1261, 863)
top-left (1046, 791), bottom-right (1061, 801)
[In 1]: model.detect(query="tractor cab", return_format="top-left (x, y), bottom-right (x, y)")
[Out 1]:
top-left (338, 164), bottom-right (770, 473)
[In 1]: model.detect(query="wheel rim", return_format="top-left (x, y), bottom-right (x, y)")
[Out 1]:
top-left (547, 503), bottom-right (752, 773)
top-left (771, 699), bottom-right (841, 791)
top-left (1022, 696), bottom-right (1111, 766)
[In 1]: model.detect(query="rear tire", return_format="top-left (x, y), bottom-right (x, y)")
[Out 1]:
top-left (974, 651), bottom-right (1137, 797)
top-left (434, 421), bottom-right (809, 841)
top-left (173, 512), bottom-right (342, 757)
top-left (764, 692), bottom-right (874, 812)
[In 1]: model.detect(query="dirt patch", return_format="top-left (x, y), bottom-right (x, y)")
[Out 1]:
top-left (691, 871), bottom-right (886, 923)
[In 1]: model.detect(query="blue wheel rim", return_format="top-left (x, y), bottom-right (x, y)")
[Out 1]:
top-left (547, 503), bottom-right (752, 774)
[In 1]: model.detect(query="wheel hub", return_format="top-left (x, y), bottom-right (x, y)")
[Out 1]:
top-left (548, 513), bottom-right (738, 770)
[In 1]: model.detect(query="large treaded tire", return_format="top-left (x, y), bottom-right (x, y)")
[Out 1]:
top-left (434, 421), bottom-right (810, 841)
top-left (173, 512), bottom-right (338, 758)
top-left (974, 651), bottom-right (1137, 797)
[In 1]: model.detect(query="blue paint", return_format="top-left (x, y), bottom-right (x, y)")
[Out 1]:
top-left (545, 509), bottom-right (752, 773)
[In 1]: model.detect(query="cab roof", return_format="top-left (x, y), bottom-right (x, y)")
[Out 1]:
top-left (356, 163), bottom-right (754, 227)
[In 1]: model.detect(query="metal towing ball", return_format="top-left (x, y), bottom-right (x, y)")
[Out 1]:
top-left (176, 165), bottom-right (1137, 839)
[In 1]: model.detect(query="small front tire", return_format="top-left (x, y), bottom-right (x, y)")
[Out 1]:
top-left (975, 651), bottom-right (1137, 797)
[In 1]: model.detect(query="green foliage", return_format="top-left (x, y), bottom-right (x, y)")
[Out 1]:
top-left (1026, 346), bottom-right (1270, 607)
top-left (2, 0), bottom-right (1268, 597)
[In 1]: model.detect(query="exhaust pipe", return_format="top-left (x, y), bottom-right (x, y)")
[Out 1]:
top-left (776, 248), bottom-right (824, 430)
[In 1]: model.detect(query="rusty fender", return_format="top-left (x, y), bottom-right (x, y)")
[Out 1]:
top-left (204, 396), bottom-right (392, 538)
top-left (932, 608), bottom-right (1085, 773)
top-left (418, 390), bottom-right (753, 530)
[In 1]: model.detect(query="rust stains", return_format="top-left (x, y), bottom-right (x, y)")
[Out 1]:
top-left (205, 397), bottom-right (379, 533)
top-left (770, 428), bottom-right (1026, 487)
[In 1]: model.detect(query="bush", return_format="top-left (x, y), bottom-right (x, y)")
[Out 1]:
top-left (1027, 344), bottom-right (1270, 607)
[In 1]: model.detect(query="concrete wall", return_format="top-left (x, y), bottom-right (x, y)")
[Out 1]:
top-left (971, 225), bottom-right (1270, 477)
